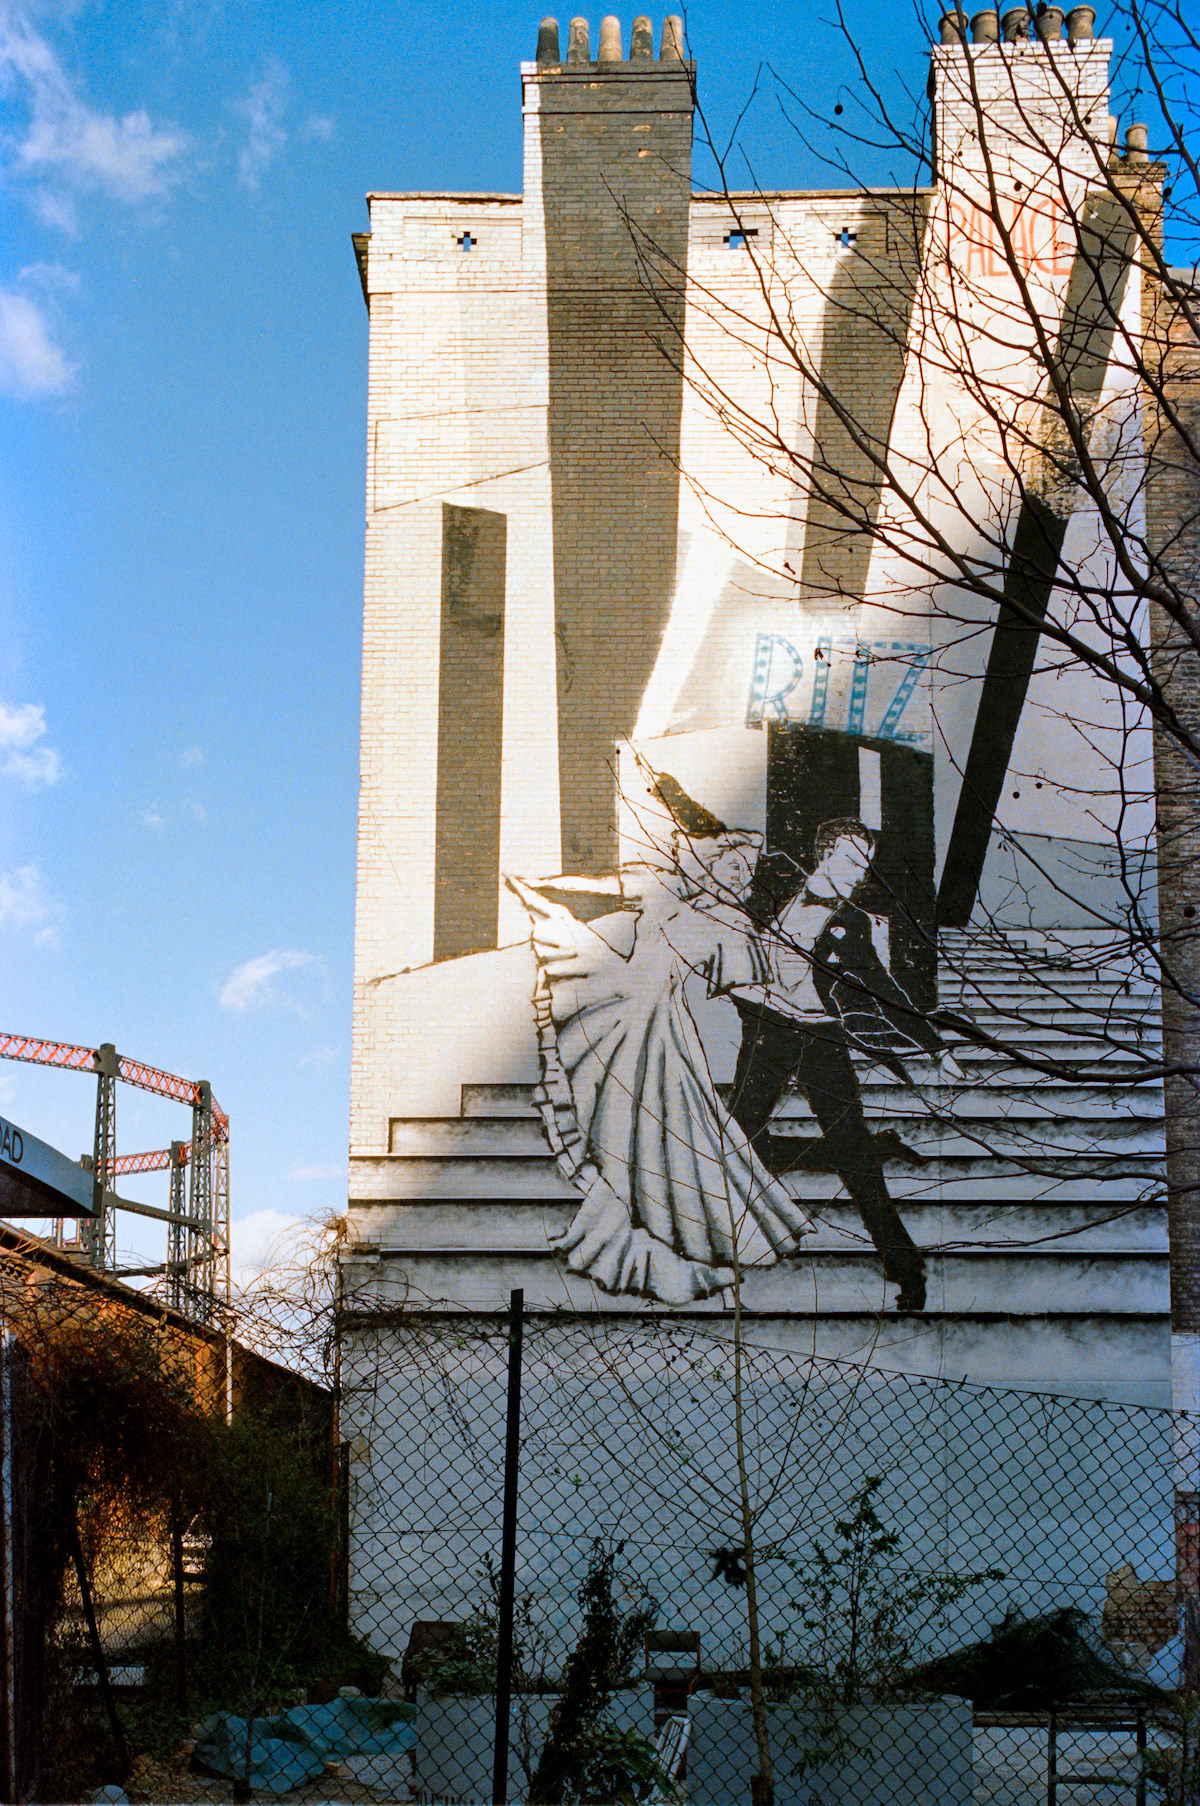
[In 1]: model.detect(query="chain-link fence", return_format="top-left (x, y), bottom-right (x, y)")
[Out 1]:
top-left (0, 1222), bottom-right (1194, 1805)
top-left (339, 1305), bottom-right (1190, 1806)
top-left (0, 1229), bottom-right (359, 1803)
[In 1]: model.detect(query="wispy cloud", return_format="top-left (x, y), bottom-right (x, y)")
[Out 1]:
top-left (235, 58), bottom-right (289, 190)
top-left (0, 0), bottom-right (192, 215)
top-left (219, 947), bottom-right (313, 1011)
top-left (179, 746), bottom-right (204, 767)
top-left (0, 701), bottom-right (62, 785)
top-left (0, 864), bottom-right (65, 945)
top-left (228, 1207), bottom-right (304, 1292)
top-left (139, 805), bottom-right (167, 830)
top-left (17, 260), bottom-right (79, 292)
top-left (287, 1162), bottom-right (345, 1183)
top-left (0, 285), bottom-right (75, 396)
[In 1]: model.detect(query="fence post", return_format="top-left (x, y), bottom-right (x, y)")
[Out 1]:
top-left (170, 1499), bottom-right (187, 1714)
top-left (67, 1513), bottom-right (129, 1782)
top-left (492, 1287), bottom-right (524, 1806)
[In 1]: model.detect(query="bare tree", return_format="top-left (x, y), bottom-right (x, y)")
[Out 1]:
top-left (603, 0), bottom-right (1200, 1675)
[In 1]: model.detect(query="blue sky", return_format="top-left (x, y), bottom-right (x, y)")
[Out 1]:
top-left (0, 0), bottom-right (1176, 1288)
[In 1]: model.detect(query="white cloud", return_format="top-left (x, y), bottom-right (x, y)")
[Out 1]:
top-left (0, 287), bottom-right (75, 396)
top-left (302, 114), bottom-right (334, 142)
top-left (218, 946), bottom-right (313, 1011)
top-left (31, 188), bottom-right (77, 232)
top-left (228, 1207), bottom-right (304, 1292)
top-left (0, 702), bottom-right (63, 785)
top-left (298, 1044), bottom-right (340, 1069)
top-left (287, 1162), bottom-right (345, 1183)
top-left (0, 702), bottom-right (45, 749)
top-left (139, 805), bottom-right (167, 829)
top-left (0, 864), bottom-right (65, 944)
top-left (235, 58), bottom-right (289, 190)
top-left (0, 0), bottom-right (191, 209)
top-left (3, 743), bottom-right (62, 785)
top-left (189, 800), bottom-right (207, 823)
top-left (17, 260), bottom-right (79, 292)
top-left (179, 746), bottom-right (203, 767)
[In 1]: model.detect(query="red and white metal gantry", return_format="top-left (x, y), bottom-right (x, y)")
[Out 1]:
top-left (0, 1032), bottom-right (230, 1322)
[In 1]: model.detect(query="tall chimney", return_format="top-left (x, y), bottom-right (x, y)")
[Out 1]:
top-left (523, 21), bottom-right (695, 874)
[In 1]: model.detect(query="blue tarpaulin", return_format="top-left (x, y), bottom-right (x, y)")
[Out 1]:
top-left (193, 1695), bottom-right (417, 1790)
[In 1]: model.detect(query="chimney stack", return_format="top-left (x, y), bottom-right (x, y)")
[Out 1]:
top-left (522, 15), bottom-right (694, 875)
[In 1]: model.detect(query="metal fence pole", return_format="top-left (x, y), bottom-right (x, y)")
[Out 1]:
top-left (492, 1287), bottom-right (524, 1806)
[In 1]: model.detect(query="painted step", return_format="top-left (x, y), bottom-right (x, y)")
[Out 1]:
top-left (389, 1091), bottom-right (1163, 1156)
top-left (349, 1151), bottom-right (1164, 1204)
top-left (385, 1118), bottom-right (1164, 1164)
top-left (346, 1199), bottom-right (1167, 1256)
top-left (345, 1246), bottom-right (1169, 1318)
top-left (458, 1070), bottom-right (1164, 1119)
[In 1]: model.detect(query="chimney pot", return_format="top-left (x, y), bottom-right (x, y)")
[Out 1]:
top-left (1125, 121), bottom-right (1149, 162)
top-left (1001, 5), bottom-right (1030, 39)
top-left (1035, 3), bottom-right (1064, 38)
top-left (970, 9), bottom-right (1001, 40)
top-left (630, 14), bottom-right (654, 56)
top-left (598, 14), bottom-right (622, 60)
top-left (536, 16), bottom-right (561, 63)
top-left (1065, 3), bottom-right (1095, 37)
top-left (566, 16), bottom-right (591, 62)
top-left (661, 15), bottom-right (685, 60)
top-left (939, 9), bottom-right (966, 42)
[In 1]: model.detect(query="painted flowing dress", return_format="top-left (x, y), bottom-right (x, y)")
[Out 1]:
top-left (507, 853), bottom-right (813, 1305)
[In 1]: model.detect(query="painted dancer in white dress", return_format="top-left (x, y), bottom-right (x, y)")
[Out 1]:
top-left (507, 802), bottom-right (814, 1306)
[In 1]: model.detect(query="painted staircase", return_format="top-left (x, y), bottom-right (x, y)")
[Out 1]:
top-left (344, 929), bottom-right (1168, 1398)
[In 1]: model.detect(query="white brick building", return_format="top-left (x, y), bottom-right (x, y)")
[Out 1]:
top-left (345, 12), bottom-right (1167, 1405)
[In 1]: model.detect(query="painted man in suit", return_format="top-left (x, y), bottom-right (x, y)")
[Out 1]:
top-left (727, 817), bottom-right (960, 1313)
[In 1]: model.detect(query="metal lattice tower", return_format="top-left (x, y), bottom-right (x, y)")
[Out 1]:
top-left (83, 1043), bottom-right (119, 1271)
top-left (166, 1140), bottom-right (188, 1313)
top-left (0, 1029), bottom-right (231, 1323)
top-left (188, 1082), bottom-right (215, 1323)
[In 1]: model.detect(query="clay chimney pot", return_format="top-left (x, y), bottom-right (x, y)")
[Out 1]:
top-left (536, 16), bottom-right (561, 63)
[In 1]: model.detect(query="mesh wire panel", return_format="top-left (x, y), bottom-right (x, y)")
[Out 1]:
top-left (0, 1241), bottom-right (341, 1803)
top-left (0, 1244), bottom-right (1187, 1804)
top-left (339, 1312), bottom-right (1187, 1805)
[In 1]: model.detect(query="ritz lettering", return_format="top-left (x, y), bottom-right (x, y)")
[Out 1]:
top-left (746, 635), bottom-right (930, 742)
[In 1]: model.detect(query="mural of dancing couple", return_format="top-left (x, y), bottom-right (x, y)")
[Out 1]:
top-left (509, 726), bottom-right (961, 1314)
